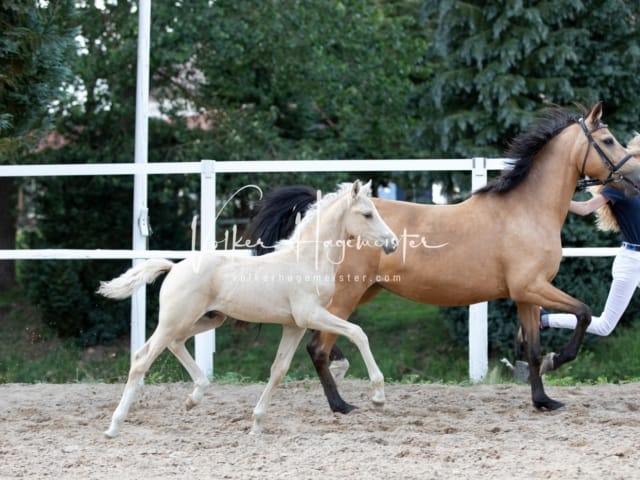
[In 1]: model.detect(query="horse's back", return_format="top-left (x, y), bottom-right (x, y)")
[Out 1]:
top-left (364, 196), bottom-right (558, 305)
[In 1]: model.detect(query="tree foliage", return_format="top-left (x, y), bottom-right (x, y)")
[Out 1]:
top-left (19, 0), bottom-right (426, 344)
top-left (13, 0), bottom-right (640, 356)
top-left (417, 0), bottom-right (640, 157)
top-left (0, 0), bottom-right (76, 160)
top-left (0, 0), bottom-right (76, 290)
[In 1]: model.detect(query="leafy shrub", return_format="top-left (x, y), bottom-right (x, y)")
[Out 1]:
top-left (17, 119), bottom-right (200, 346)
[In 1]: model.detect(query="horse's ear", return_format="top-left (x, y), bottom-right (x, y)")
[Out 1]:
top-left (351, 179), bottom-right (362, 199)
top-left (585, 101), bottom-right (604, 127)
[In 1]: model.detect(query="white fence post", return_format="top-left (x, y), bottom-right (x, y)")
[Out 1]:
top-left (130, 0), bottom-right (151, 367)
top-left (195, 160), bottom-right (216, 378)
top-left (469, 158), bottom-right (489, 382)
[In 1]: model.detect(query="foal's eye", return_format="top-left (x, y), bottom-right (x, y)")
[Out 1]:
top-left (603, 137), bottom-right (614, 146)
top-left (363, 212), bottom-right (373, 219)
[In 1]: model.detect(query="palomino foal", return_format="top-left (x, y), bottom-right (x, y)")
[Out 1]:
top-left (98, 180), bottom-right (398, 435)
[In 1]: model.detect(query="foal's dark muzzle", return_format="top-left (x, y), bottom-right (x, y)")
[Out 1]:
top-left (383, 237), bottom-right (399, 255)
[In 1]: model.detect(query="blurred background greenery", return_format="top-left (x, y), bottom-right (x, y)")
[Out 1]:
top-left (2, 0), bottom-right (640, 384)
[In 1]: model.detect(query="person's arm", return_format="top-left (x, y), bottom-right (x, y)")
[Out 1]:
top-left (568, 193), bottom-right (609, 216)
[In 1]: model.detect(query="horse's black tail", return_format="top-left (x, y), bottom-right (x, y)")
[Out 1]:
top-left (247, 185), bottom-right (317, 256)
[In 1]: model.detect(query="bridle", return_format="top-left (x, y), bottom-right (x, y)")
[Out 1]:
top-left (577, 117), bottom-right (637, 191)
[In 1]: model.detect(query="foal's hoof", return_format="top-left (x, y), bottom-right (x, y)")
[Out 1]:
top-left (539, 352), bottom-right (556, 375)
top-left (185, 397), bottom-right (197, 411)
top-left (372, 391), bottom-right (385, 408)
top-left (104, 428), bottom-right (119, 439)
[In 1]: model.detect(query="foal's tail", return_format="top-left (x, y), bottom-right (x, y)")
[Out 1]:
top-left (97, 259), bottom-right (174, 299)
top-left (247, 185), bottom-right (316, 256)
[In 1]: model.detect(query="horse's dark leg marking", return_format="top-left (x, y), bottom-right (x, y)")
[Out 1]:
top-left (523, 332), bottom-right (564, 411)
top-left (544, 304), bottom-right (591, 372)
top-left (329, 344), bottom-right (346, 362)
top-left (307, 332), bottom-right (356, 414)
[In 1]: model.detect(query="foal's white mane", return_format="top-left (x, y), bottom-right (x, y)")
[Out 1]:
top-left (275, 181), bottom-right (370, 251)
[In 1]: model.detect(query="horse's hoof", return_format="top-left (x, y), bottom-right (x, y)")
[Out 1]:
top-left (533, 398), bottom-right (565, 411)
top-left (331, 401), bottom-right (358, 414)
top-left (250, 423), bottom-right (262, 435)
top-left (539, 352), bottom-right (556, 375)
top-left (104, 428), bottom-right (119, 438)
top-left (185, 397), bottom-right (197, 411)
top-left (372, 391), bottom-right (385, 408)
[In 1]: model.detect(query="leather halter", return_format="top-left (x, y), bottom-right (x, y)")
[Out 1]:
top-left (577, 117), bottom-right (636, 191)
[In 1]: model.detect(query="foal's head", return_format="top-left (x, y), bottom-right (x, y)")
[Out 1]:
top-left (342, 180), bottom-right (398, 254)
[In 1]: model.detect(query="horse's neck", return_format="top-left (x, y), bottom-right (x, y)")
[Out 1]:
top-left (515, 133), bottom-right (581, 226)
top-left (295, 199), bottom-right (347, 271)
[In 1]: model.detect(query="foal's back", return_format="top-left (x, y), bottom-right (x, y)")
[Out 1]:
top-left (159, 251), bottom-right (335, 326)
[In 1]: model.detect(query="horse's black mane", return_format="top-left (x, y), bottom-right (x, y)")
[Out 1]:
top-left (246, 185), bottom-right (317, 256)
top-left (474, 107), bottom-right (582, 195)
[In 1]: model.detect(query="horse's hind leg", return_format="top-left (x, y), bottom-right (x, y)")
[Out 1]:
top-left (517, 303), bottom-right (564, 411)
top-left (169, 340), bottom-right (210, 411)
top-left (104, 330), bottom-right (171, 438)
top-left (252, 324), bottom-right (306, 434)
top-left (169, 313), bottom-right (227, 411)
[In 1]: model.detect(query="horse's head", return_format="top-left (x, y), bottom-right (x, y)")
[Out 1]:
top-left (578, 101), bottom-right (640, 196)
top-left (345, 180), bottom-right (398, 254)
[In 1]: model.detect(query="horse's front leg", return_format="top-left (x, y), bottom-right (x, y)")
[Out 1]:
top-left (539, 302), bottom-right (591, 375)
top-left (517, 303), bottom-right (564, 411)
top-left (251, 324), bottom-right (306, 434)
top-left (305, 285), bottom-right (374, 414)
top-left (299, 307), bottom-right (385, 408)
top-left (523, 283), bottom-right (592, 374)
top-left (306, 331), bottom-right (356, 414)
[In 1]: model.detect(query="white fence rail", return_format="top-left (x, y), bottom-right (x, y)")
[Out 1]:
top-left (0, 159), bottom-right (617, 382)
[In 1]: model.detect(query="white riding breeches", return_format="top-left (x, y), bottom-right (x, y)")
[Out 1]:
top-left (547, 246), bottom-right (640, 336)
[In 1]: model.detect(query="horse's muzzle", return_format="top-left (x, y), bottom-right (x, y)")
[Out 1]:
top-left (382, 237), bottom-right (399, 255)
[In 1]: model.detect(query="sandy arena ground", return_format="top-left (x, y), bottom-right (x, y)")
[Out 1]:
top-left (1, 380), bottom-right (639, 479)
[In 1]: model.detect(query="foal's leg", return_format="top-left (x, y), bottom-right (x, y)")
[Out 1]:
top-left (168, 313), bottom-right (227, 411)
top-left (104, 329), bottom-right (172, 438)
top-left (252, 324), bottom-right (306, 434)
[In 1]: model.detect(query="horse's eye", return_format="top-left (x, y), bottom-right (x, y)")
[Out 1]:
top-left (603, 137), bottom-right (614, 146)
top-left (363, 212), bottom-right (373, 219)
